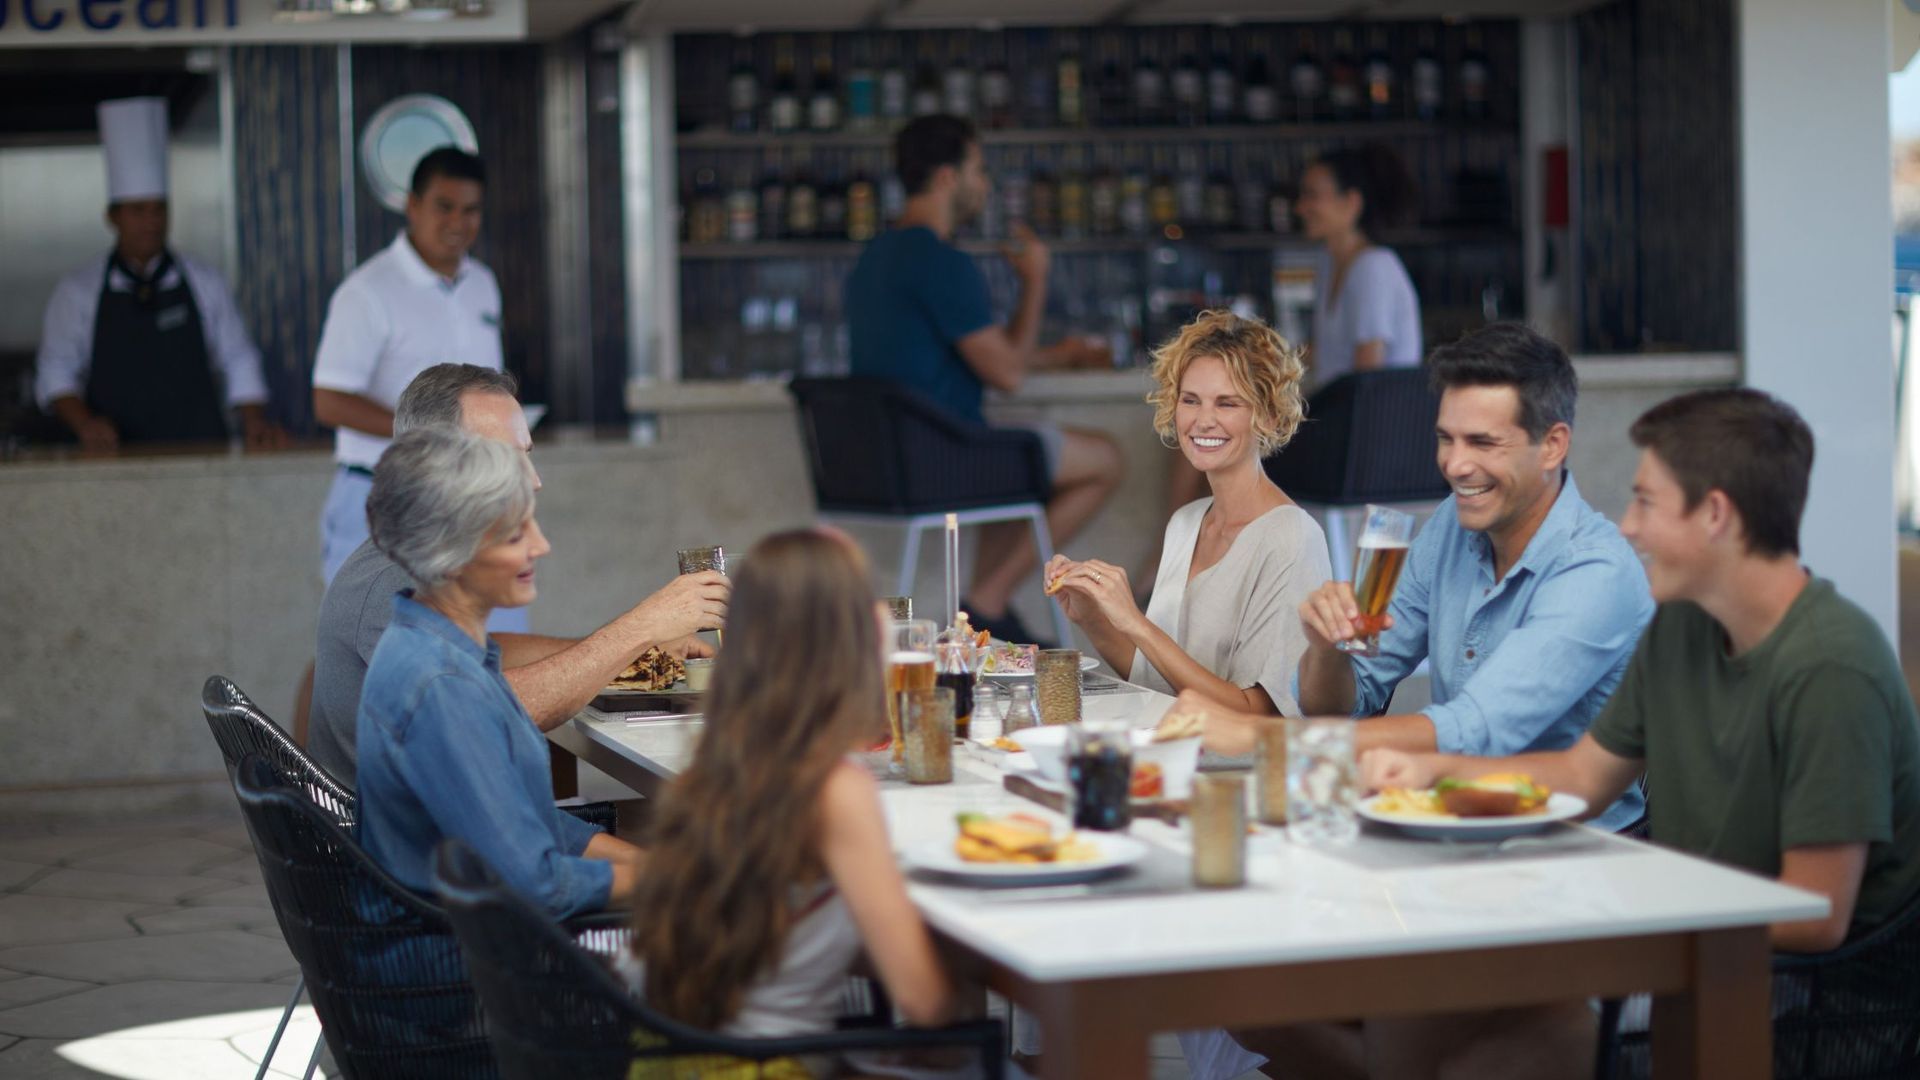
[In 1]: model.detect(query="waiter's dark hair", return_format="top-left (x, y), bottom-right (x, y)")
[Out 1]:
top-left (410, 146), bottom-right (485, 196)
top-left (395, 363), bottom-right (519, 437)
top-left (895, 115), bottom-right (977, 196)
top-left (1630, 389), bottom-right (1812, 558)
top-left (1312, 144), bottom-right (1416, 233)
top-left (1426, 322), bottom-right (1578, 442)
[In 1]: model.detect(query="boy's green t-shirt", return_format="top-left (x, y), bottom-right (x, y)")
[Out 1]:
top-left (1588, 576), bottom-right (1920, 933)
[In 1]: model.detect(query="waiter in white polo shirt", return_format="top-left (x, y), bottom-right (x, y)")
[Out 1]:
top-left (309, 146), bottom-right (522, 626)
top-left (36, 97), bottom-right (282, 453)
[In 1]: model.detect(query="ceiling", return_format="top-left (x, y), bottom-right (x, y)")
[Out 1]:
top-left (611, 0), bottom-right (1609, 33)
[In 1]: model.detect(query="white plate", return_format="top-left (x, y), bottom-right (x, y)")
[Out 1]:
top-left (1358, 791), bottom-right (1589, 841)
top-left (900, 831), bottom-right (1148, 885)
top-left (981, 654), bottom-right (1098, 678)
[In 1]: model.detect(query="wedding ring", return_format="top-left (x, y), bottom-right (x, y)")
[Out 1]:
top-left (1092, 571), bottom-right (1104, 582)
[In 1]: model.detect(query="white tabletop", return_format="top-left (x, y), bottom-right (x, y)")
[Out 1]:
top-left (570, 686), bottom-right (1828, 985)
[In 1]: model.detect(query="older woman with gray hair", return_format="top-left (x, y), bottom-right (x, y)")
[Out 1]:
top-left (355, 427), bottom-right (644, 916)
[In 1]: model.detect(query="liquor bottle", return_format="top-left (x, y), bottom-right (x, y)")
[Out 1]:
top-left (879, 36), bottom-right (909, 122)
top-left (1175, 146), bottom-right (1205, 228)
top-left (1119, 153), bottom-right (1150, 236)
top-left (1459, 25), bottom-right (1490, 120)
top-left (880, 172), bottom-right (906, 225)
top-left (1288, 30), bottom-right (1324, 124)
top-left (768, 37), bottom-right (802, 134)
top-left (689, 167), bottom-right (726, 244)
top-left (1364, 26), bottom-right (1394, 120)
top-left (1148, 149), bottom-right (1177, 231)
top-left (1060, 148), bottom-right (1089, 240)
top-left (1243, 36), bottom-right (1278, 124)
top-left (847, 163), bottom-right (879, 242)
top-left (1095, 32), bottom-right (1129, 126)
top-left (726, 168), bottom-right (758, 242)
top-left (943, 32), bottom-right (976, 118)
top-left (981, 32), bottom-right (1014, 129)
top-left (818, 166), bottom-right (849, 239)
top-left (1056, 31), bottom-right (1086, 126)
top-left (1327, 27), bottom-right (1361, 121)
top-left (1029, 164), bottom-right (1059, 236)
top-left (911, 37), bottom-right (943, 117)
top-left (1412, 25), bottom-right (1444, 121)
top-left (787, 154), bottom-right (819, 238)
top-left (727, 36), bottom-right (758, 134)
top-left (1171, 31), bottom-right (1205, 127)
top-left (1132, 37), bottom-right (1166, 126)
top-left (1237, 155), bottom-right (1268, 233)
top-left (1204, 147), bottom-right (1235, 232)
top-left (1000, 162), bottom-right (1031, 232)
top-left (1267, 179), bottom-right (1292, 235)
top-left (1207, 29), bottom-right (1238, 125)
top-left (847, 36), bottom-right (878, 132)
top-left (758, 159), bottom-right (787, 241)
top-left (1089, 148), bottom-right (1120, 236)
top-left (1020, 31), bottom-right (1054, 128)
top-left (808, 38), bottom-right (841, 132)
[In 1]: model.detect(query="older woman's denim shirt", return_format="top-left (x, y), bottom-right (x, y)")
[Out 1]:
top-left (356, 592), bottom-right (611, 916)
top-left (1350, 473), bottom-right (1653, 831)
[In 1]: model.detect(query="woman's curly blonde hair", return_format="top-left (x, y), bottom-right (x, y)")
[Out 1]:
top-left (1146, 310), bottom-right (1307, 458)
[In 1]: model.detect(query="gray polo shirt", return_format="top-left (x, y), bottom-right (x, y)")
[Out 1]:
top-left (310, 539), bottom-right (413, 788)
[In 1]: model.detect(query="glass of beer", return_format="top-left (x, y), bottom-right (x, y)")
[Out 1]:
top-left (1337, 505), bottom-right (1415, 658)
top-left (677, 545), bottom-right (727, 646)
top-left (884, 620), bottom-right (937, 767)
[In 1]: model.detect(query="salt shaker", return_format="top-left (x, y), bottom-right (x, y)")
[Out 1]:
top-left (1002, 683), bottom-right (1039, 735)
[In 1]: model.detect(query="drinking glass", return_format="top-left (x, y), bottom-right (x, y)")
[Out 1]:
top-left (882, 596), bottom-right (914, 621)
top-left (1191, 774), bottom-right (1248, 887)
top-left (1254, 717), bottom-right (1289, 826)
top-left (902, 687), bottom-right (955, 784)
top-left (1035, 649), bottom-right (1083, 727)
top-left (1287, 718), bottom-right (1359, 846)
top-left (1067, 718), bottom-right (1132, 831)
top-left (1336, 506), bottom-right (1416, 658)
top-left (884, 620), bottom-right (938, 766)
top-left (677, 545), bottom-right (728, 646)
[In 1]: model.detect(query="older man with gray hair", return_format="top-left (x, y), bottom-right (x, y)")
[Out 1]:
top-left (308, 363), bottom-right (727, 787)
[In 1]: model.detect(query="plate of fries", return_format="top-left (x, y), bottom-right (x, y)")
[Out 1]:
top-left (900, 812), bottom-right (1148, 884)
top-left (1359, 786), bottom-right (1588, 841)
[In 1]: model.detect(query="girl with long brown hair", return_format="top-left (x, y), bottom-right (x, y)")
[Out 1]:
top-left (624, 529), bottom-right (960, 1074)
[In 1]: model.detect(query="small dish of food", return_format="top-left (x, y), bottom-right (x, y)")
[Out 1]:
top-left (1357, 774), bottom-right (1588, 841)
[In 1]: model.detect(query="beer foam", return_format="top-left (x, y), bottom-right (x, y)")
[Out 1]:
top-left (889, 651), bottom-right (935, 664)
top-left (1357, 534), bottom-right (1411, 549)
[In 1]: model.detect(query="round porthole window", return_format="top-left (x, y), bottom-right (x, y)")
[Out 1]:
top-left (358, 94), bottom-right (479, 213)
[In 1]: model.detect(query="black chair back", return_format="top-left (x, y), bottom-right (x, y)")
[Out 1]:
top-left (789, 376), bottom-right (1050, 514)
top-left (232, 753), bottom-right (493, 1080)
top-left (202, 675), bottom-right (355, 825)
top-left (1265, 368), bottom-right (1449, 505)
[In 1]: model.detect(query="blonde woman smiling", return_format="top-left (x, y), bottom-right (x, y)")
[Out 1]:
top-left (1046, 311), bottom-right (1331, 718)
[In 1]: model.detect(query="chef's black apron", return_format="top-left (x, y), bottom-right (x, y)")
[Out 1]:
top-left (83, 251), bottom-right (230, 443)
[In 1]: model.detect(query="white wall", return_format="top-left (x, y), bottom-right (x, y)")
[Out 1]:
top-left (1738, 0), bottom-right (1898, 640)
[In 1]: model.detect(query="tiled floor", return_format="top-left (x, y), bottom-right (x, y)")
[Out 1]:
top-left (0, 807), bottom-right (1246, 1079)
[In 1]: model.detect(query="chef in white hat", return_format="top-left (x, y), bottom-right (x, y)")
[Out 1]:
top-left (33, 96), bottom-right (284, 452)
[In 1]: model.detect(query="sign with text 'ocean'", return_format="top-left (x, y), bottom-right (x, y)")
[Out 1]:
top-left (0, 0), bottom-right (526, 46)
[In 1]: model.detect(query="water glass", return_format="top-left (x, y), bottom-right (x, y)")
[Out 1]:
top-left (1035, 649), bottom-right (1082, 727)
top-left (882, 596), bottom-right (914, 620)
top-left (1287, 718), bottom-right (1359, 846)
top-left (1191, 774), bottom-right (1248, 888)
top-left (902, 688), bottom-right (955, 784)
top-left (676, 545), bottom-right (725, 576)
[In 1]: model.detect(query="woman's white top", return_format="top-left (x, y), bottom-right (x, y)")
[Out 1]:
top-left (1310, 246), bottom-right (1423, 386)
top-left (1131, 498), bottom-right (1332, 718)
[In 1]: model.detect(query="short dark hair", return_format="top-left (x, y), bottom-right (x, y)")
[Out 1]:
top-left (1629, 388), bottom-right (1813, 558)
top-left (394, 363), bottom-right (519, 437)
top-left (1313, 144), bottom-right (1416, 232)
top-left (894, 115), bottom-right (977, 196)
top-left (410, 146), bottom-right (485, 197)
top-left (1426, 322), bottom-right (1578, 441)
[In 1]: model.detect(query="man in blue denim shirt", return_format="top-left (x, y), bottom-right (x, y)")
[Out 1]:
top-left (1181, 322), bottom-right (1651, 832)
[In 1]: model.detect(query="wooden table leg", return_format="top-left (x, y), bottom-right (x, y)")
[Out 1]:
top-left (550, 741), bottom-right (580, 800)
top-left (1035, 988), bottom-right (1150, 1080)
top-left (1651, 925), bottom-right (1771, 1079)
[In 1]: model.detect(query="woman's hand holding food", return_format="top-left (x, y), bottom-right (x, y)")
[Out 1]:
top-left (1046, 556), bottom-right (1144, 634)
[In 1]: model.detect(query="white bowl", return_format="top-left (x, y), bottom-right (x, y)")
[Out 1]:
top-left (1006, 726), bottom-right (1201, 799)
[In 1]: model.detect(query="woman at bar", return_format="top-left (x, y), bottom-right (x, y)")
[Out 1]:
top-left (1045, 311), bottom-right (1331, 720)
top-left (1298, 144), bottom-right (1424, 385)
top-left (622, 529), bottom-right (974, 1076)
top-left (355, 428), bottom-right (645, 917)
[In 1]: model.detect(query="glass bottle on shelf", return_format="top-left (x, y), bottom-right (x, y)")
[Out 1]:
top-left (726, 168), bottom-right (758, 243)
top-left (1019, 30), bottom-right (1054, 128)
top-left (1119, 151), bottom-right (1151, 237)
top-left (1459, 25), bottom-right (1490, 120)
top-left (1204, 146), bottom-right (1235, 233)
top-left (758, 157), bottom-right (787, 241)
top-left (1207, 28), bottom-right (1238, 125)
top-left (943, 31), bottom-right (976, 118)
top-left (787, 154), bottom-right (819, 239)
top-left (727, 35), bottom-right (758, 134)
top-left (768, 36), bottom-right (802, 135)
top-left (1095, 31), bottom-right (1128, 127)
top-left (1237, 151), bottom-right (1269, 233)
top-left (689, 167), bottom-right (726, 245)
top-left (880, 171), bottom-right (906, 226)
top-left (1175, 146), bottom-right (1205, 229)
top-left (1412, 25), bottom-right (1444, 121)
top-left (1364, 26), bottom-right (1394, 120)
top-left (808, 37), bottom-right (841, 132)
top-left (879, 35), bottom-right (909, 122)
top-left (981, 32), bottom-right (1014, 129)
top-left (1289, 29), bottom-right (1324, 124)
top-left (1029, 161), bottom-right (1060, 236)
top-left (911, 37), bottom-right (943, 117)
top-left (1132, 36), bottom-right (1166, 126)
top-left (818, 163), bottom-right (849, 240)
top-left (1327, 27), bottom-right (1361, 121)
top-left (1056, 30), bottom-right (1086, 127)
top-left (847, 162), bottom-right (879, 243)
top-left (1268, 177), bottom-right (1293, 236)
top-left (1171, 30), bottom-right (1205, 127)
top-left (1148, 149), bottom-right (1178, 231)
top-left (847, 36), bottom-right (878, 132)
top-left (1089, 147), bottom-right (1120, 237)
top-left (1000, 159), bottom-right (1031, 233)
top-left (1243, 34), bottom-right (1278, 124)
top-left (1059, 147), bottom-right (1089, 240)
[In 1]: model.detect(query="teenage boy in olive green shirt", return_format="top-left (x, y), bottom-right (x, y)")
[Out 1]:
top-left (1365, 388), bottom-right (1920, 952)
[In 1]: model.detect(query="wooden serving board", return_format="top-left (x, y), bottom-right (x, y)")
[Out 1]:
top-left (1002, 771), bottom-right (1188, 825)
top-left (590, 685), bottom-right (703, 712)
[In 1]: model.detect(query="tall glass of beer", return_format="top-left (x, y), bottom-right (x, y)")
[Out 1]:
top-left (1336, 505), bottom-right (1415, 658)
top-left (885, 620), bottom-right (938, 767)
top-left (677, 545), bottom-right (727, 647)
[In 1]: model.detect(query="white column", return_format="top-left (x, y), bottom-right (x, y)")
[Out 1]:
top-left (1521, 17), bottom-right (1573, 347)
top-left (1738, 0), bottom-right (1897, 640)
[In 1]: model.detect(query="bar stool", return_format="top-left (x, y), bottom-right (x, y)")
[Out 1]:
top-left (788, 376), bottom-right (1073, 646)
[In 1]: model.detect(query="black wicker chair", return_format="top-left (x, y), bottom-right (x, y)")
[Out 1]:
top-left (431, 839), bottom-right (1007, 1080)
top-left (202, 675), bottom-right (356, 824)
top-left (789, 375), bottom-right (1070, 645)
top-left (1602, 894), bottom-right (1920, 1079)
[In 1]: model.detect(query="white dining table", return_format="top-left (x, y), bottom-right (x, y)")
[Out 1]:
top-left (553, 681), bottom-right (1827, 1079)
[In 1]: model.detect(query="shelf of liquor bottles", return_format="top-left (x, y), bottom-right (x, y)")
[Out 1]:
top-left (680, 226), bottom-right (1519, 261)
top-left (674, 120), bottom-right (1508, 153)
